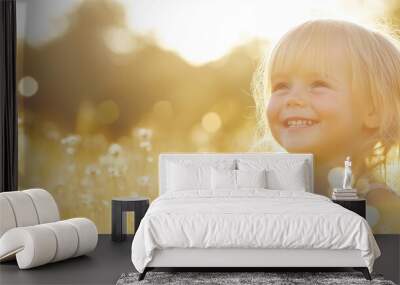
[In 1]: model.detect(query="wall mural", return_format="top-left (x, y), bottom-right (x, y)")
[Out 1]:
top-left (17, 0), bottom-right (400, 233)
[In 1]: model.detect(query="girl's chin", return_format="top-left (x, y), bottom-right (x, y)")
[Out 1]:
top-left (282, 144), bottom-right (317, 154)
top-left (275, 126), bottom-right (324, 153)
top-left (278, 138), bottom-right (323, 154)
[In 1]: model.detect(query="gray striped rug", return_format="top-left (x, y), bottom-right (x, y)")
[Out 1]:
top-left (116, 271), bottom-right (395, 285)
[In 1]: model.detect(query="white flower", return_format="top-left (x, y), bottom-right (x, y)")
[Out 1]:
top-left (139, 141), bottom-right (152, 152)
top-left (61, 134), bottom-right (81, 146)
top-left (100, 144), bottom-right (128, 177)
top-left (108, 143), bottom-right (122, 156)
top-left (135, 128), bottom-right (153, 141)
top-left (61, 135), bottom-right (81, 155)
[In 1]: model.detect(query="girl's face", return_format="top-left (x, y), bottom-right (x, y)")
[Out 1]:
top-left (267, 69), bottom-right (365, 158)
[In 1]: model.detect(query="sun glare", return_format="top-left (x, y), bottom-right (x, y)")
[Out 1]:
top-left (17, 0), bottom-right (393, 65)
top-left (118, 0), bottom-right (391, 65)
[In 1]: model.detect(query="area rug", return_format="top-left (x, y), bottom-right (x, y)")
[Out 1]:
top-left (116, 271), bottom-right (396, 285)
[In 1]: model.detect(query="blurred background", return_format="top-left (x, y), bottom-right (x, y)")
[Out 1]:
top-left (16, 0), bottom-right (400, 233)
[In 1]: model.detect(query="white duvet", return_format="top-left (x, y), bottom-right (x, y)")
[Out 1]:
top-left (131, 189), bottom-right (380, 273)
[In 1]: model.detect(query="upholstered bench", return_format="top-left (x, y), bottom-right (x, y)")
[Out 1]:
top-left (0, 189), bottom-right (97, 269)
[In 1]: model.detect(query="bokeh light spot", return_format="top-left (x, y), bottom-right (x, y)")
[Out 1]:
top-left (103, 27), bottom-right (136, 54)
top-left (191, 124), bottom-right (209, 146)
top-left (366, 205), bottom-right (380, 227)
top-left (18, 76), bottom-right (39, 97)
top-left (201, 112), bottom-right (222, 133)
top-left (327, 167), bottom-right (345, 189)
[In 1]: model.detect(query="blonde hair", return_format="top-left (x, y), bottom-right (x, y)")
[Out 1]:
top-left (252, 19), bottom-right (400, 179)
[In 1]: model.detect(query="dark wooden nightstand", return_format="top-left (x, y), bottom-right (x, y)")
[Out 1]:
top-left (112, 197), bottom-right (149, 242)
top-left (332, 198), bottom-right (366, 218)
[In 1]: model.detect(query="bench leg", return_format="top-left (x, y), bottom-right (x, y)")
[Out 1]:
top-left (354, 267), bottom-right (371, 280)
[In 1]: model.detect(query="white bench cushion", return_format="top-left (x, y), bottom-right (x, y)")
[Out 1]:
top-left (0, 218), bottom-right (97, 269)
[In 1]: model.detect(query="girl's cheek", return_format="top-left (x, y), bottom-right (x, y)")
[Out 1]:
top-left (311, 94), bottom-right (343, 116)
top-left (266, 97), bottom-right (281, 123)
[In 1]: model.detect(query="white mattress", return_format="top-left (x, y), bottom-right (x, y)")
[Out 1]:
top-left (131, 189), bottom-right (380, 273)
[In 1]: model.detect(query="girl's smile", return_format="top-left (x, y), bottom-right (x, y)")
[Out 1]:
top-left (283, 118), bottom-right (319, 128)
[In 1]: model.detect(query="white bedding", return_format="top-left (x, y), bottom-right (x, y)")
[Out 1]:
top-left (131, 189), bottom-right (380, 273)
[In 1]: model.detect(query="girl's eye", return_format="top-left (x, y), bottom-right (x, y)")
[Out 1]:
top-left (272, 82), bottom-right (290, 93)
top-left (310, 80), bottom-right (330, 89)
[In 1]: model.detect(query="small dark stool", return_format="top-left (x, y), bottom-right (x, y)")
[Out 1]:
top-left (112, 197), bottom-right (149, 242)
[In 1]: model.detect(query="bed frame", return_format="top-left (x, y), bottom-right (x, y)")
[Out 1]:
top-left (139, 153), bottom-right (371, 280)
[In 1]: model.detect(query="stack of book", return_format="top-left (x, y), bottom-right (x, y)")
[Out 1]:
top-left (332, 188), bottom-right (358, 200)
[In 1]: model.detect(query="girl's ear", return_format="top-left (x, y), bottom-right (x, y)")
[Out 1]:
top-left (363, 110), bottom-right (379, 129)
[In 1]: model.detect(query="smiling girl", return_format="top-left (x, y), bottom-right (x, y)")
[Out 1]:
top-left (252, 19), bottom-right (400, 233)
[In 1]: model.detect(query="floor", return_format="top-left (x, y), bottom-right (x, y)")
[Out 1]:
top-left (0, 235), bottom-right (399, 285)
top-left (0, 235), bottom-right (134, 285)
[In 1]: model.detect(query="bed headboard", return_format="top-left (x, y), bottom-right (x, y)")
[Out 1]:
top-left (158, 153), bottom-right (314, 195)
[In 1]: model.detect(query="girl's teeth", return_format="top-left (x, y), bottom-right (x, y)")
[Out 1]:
top-left (287, 120), bottom-right (315, 127)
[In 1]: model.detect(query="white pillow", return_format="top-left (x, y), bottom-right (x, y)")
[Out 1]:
top-left (211, 168), bottom-right (236, 190)
top-left (236, 169), bottom-right (267, 189)
top-left (238, 159), bottom-right (308, 191)
top-left (211, 169), bottom-right (268, 190)
top-left (166, 159), bottom-right (236, 192)
top-left (267, 161), bottom-right (307, 191)
top-left (167, 163), bottom-right (211, 191)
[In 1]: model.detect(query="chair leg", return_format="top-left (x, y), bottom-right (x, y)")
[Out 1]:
top-left (354, 267), bottom-right (371, 280)
top-left (138, 268), bottom-right (148, 281)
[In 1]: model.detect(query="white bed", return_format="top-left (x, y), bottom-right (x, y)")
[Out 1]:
top-left (131, 153), bottom-right (380, 280)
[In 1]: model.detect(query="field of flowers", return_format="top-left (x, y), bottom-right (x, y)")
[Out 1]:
top-left (18, 120), bottom-right (160, 233)
top-left (18, 113), bottom-right (257, 233)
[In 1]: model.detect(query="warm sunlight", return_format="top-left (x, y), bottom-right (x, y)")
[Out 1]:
top-left (17, 0), bottom-right (393, 65)
top-left (118, 0), bottom-right (391, 65)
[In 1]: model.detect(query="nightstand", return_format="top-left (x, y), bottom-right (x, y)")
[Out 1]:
top-left (112, 197), bottom-right (149, 242)
top-left (332, 198), bottom-right (366, 218)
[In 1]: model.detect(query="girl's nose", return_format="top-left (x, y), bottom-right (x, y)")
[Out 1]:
top-left (285, 96), bottom-right (306, 108)
top-left (284, 85), bottom-right (308, 107)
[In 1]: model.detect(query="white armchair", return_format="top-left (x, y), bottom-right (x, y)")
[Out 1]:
top-left (0, 189), bottom-right (98, 269)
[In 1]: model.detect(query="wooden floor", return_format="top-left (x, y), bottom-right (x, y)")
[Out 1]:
top-left (0, 235), bottom-right (399, 285)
